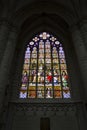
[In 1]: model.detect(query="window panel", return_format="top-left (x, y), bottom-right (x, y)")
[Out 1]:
top-left (20, 84), bottom-right (27, 90)
top-left (60, 58), bottom-right (66, 63)
top-left (45, 59), bottom-right (51, 63)
top-left (31, 59), bottom-right (37, 64)
top-left (31, 53), bottom-right (37, 58)
top-left (22, 71), bottom-right (28, 84)
top-left (24, 58), bottom-right (30, 63)
top-left (52, 53), bottom-right (58, 58)
top-left (53, 70), bottom-right (60, 75)
top-left (38, 63), bottom-right (44, 70)
top-left (28, 91), bottom-right (36, 98)
top-left (60, 64), bottom-right (67, 70)
top-left (45, 64), bottom-right (51, 70)
top-left (45, 49), bottom-right (51, 53)
top-left (39, 54), bottom-right (44, 58)
top-left (20, 91), bottom-right (27, 98)
top-left (59, 51), bottom-right (65, 58)
top-left (45, 53), bottom-right (51, 58)
top-left (39, 41), bottom-right (44, 48)
top-left (54, 91), bottom-right (62, 98)
top-left (30, 62), bottom-right (37, 69)
top-left (63, 90), bottom-right (71, 98)
top-left (39, 49), bottom-right (44, 53)
top-left (46, 86), bottom-right (53, 98)
top-left (37, 86), bottom-right (44, 98)
top-left (32, 47), bottom-right (37, 53)
top-left (53, 76), bottom-right (61, 85)
top-left (39, 59), bottom-right (44, 64)
top-left (37, 91), bottom-right (44, 98)
top-left (20, 32), bottom-right (71, 99)
top-left (29, 76), bottom-right (36, 83)
top-left (22, 69), bottom-right (29, 75)
top-left (53, 64), bottom-right (59, 69)
top-left (23, 64), bottom-right (29, 70)
top-left (53, 58), bottom-right (59, 63)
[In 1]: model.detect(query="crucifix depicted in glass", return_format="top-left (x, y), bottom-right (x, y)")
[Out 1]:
top-left (19, 32), bottom-right (71, 99)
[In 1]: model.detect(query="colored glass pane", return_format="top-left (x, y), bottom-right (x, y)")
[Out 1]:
top-left (20, 32), bottom-right (71, 99)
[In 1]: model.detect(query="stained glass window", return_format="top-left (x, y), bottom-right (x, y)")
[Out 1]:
top-left (19, 32), bottom-right (71, 99)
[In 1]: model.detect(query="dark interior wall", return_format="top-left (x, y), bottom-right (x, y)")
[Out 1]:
top-left (0, 0), bottom-right (87, 130)
top-left (5, 103), bottom-right (86, 130)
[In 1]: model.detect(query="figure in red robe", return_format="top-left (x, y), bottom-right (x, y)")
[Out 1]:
top-left (47, 72), bottom-right (52, 83)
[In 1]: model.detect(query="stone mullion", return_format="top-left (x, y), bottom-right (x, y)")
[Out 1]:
top-left (0, 27), bottom-right (18, 114)
top-left (70, 25), bottom-right (87, 100)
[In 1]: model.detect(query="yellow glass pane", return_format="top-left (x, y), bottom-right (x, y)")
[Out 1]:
top-left (28, 91), bottom-right (36, 98)
top-left (60, 64), bottom-right (67, 70)
top-left (22, 70), bottom-right (29, 74)
top-left (54, 86), bottom-right (61, 90)
top-left (54, 91), bottom-right (62, 98)
top-left (23, 64), bottom-right (29, 69)
top-left (28, 86), bottom-right (36, 90)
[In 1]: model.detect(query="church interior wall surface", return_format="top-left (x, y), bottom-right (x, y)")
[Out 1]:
top-left (0, 0), bottom-right (87, 130)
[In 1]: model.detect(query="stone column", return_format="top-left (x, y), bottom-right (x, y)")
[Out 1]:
top-left (70, 25), bottom-right (87, 101)
top-left (80, 20), bottom-right (87, 50)
top-left (0, 25), bottom-right (18, 114)
top-left (76, 104), bottom-right (87, 130)
top-left (0, 20), bottom-right (10, 64)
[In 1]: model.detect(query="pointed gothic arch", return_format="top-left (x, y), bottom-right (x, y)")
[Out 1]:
top-left (20, 32), bottom-right (71, 99)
